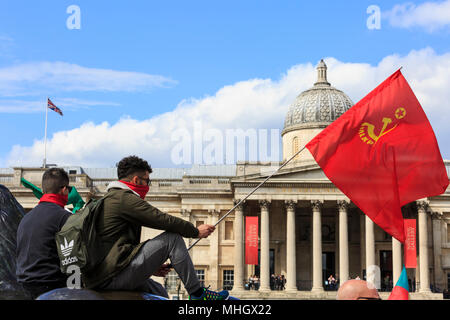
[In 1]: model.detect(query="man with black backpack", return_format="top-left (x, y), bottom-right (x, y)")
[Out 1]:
top-left (16, 168), bottom-right (72, 299)
top-left (83, 155), bottom-right (229, 300)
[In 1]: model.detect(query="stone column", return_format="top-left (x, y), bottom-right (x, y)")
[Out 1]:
top-left (360, 213), bottom-right (365, 278)
top-left (338, 200), bottom-right (350, 284)
top-left (311, 200), bottom-right (324, 292)
top-left (285, 200), bottom-right (297, 292)
top-left (365, 215), bottom-right (376, 272)
top-left (415, 255), bottom-right (420, 292)
top-left (209, 209), bottom-right (220, 290)
top-left (417, 201), bottom-right (431, 293)
top-left (432, 212), bottom-right (445, 291)
top-left (259, 200), bottom-right (271, 292)
top-left (392, 237), bottom-right (402, 285)
top-left (232, 200), bottom-right (245, 292)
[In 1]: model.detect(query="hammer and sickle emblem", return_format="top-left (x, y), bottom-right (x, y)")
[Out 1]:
top-left (358, 108), bottom-right (406, 145)
top-left (360, 118), bottom-right (397, 145)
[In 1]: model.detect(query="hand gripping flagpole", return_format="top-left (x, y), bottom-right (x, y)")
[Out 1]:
top-left (186, 145), bottom-right (307, 251)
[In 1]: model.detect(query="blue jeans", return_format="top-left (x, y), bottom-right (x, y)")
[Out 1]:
top-left (99, 232), bottom-right (201, 296)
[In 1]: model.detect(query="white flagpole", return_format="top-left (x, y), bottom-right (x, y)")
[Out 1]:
top-left (43, 97), bottom-right (48, 168)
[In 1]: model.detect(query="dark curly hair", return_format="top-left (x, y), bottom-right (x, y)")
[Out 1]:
top-left (116, 155), bottom-right (153, 180)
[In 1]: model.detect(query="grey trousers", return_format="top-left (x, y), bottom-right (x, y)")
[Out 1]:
top-left (99, 232), bottom-right (201, 296)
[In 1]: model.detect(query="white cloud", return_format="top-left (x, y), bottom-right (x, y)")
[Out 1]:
top-left (0, 98), bottom-right (120, 113)
top-left (6, 48), bottom-right (450, 168)
top-left (0, 61), bottom-right (176, 97)
top-left (384, 0), bottom-right (450, 31)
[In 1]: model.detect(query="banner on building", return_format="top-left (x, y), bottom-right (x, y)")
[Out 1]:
top-left (404, 219), bottom-right (417, 268)
top-left (245, 216), bottom-right (259, 265)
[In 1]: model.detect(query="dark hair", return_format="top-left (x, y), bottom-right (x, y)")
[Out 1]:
top-left (42, 168), bottom-right (69, 194)
top-left (116, 155), bottom-right (152, 180)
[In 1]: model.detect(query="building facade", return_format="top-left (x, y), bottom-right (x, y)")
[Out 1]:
top-left (2, 61), bottom-right (450, 299)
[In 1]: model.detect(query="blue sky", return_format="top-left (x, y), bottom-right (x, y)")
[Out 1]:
top-left (1, 0), bottom-right (450, 167)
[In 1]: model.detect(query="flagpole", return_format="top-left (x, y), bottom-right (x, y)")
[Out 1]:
top-left (43, 97), bottom-right (48, 168)
top-left (186, 145), bottom-right (308, 251)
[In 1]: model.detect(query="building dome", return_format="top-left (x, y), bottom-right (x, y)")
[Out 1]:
top-left (282, 59), bottom-right (354, 135)
top-left (281, 59), bottom-right (354, 164)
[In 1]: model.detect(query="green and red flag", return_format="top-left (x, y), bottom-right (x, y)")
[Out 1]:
top-left (306, 69), bottom-right (448, 243)
top-left (20, 176), bottom-right (44, 199)
top-left (388, 266), bottom-right (409, 300)
top-left (20, 177), bottom-right (85, 213)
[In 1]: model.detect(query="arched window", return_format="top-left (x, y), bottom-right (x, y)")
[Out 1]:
top-left (292, 136), bottom-right (299, 160)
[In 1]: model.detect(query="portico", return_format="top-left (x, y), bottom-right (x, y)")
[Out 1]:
top-left (230, 162), bottom-right (437, 298)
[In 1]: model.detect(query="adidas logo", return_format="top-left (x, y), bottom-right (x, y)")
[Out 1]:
top-left (62, 256), bottom-right (78, 266)
top-left (60, 237), bottom-right (74, 257)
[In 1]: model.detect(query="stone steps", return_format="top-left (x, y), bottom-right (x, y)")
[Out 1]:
top-left (230, 290), bottom-right (444, 300)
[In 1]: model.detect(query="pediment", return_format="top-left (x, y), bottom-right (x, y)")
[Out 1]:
top-left (232, 162), bottom-right (330, 183)
top-left (272, 167), bottom-right (329, 181)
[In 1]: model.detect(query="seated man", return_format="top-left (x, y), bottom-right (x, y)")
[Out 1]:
top-left (83, 155), bottom-right (229, 300)
top-left (16, 168), bottom-right (72, 299)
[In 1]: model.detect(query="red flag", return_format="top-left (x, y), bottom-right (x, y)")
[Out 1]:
top-left (404, 219), bottom-right (417, 268)
top-left (47, 98), bottom-right (63, 116)
top-left (245, 216), bottom-right (258, 265)
top-left (306, 69), bottom-right (448, 243)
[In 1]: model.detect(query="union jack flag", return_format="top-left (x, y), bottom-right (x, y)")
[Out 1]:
top-left (47, 98), bottom-right (63, 116)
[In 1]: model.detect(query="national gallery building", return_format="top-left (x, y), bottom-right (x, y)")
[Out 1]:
top-left (2, 61), bottom-right (450, 299)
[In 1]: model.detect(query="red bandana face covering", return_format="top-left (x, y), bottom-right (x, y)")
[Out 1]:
top-left (119, 180), bottom-right (149, 200)
top-left (39, 193), bottom-right (68, 208)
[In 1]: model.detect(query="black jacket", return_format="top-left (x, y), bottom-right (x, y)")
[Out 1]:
top-left (16, 202), bottom-right (71, 287)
